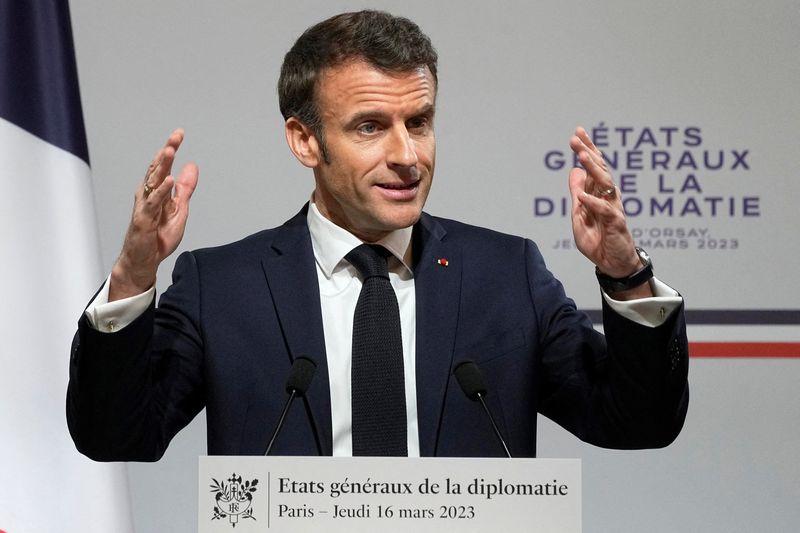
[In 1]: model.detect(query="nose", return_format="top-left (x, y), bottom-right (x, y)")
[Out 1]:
top-left (387, 126), bottom-right (418, 172)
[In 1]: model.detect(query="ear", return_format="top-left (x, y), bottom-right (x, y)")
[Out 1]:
top-left (285, 117), bottom-right (322, 168)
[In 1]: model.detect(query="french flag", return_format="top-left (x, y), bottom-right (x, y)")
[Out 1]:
top-left (0, 2), bottom-right (133, 531)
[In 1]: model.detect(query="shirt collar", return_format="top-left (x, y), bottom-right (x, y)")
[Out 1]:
top-left (307, 195), bottom-right (414, 279)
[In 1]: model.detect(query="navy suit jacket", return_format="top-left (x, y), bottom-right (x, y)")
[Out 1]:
top-left (68, 208), bottom-right (688, 461)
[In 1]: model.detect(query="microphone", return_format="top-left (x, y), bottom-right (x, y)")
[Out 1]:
top-left (453, 361), bottom-right (513, 458)
top-left (264, 356), bottom-right (317, 455)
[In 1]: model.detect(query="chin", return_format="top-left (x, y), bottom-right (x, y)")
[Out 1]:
top-left (384, 210), bottom-right (423, 230)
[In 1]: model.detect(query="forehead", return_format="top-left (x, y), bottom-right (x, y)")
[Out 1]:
top-left (316, 60), bottom-right (436, 118)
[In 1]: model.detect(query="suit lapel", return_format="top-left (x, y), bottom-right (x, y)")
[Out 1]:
top-left (413, 214), bottom-right (462, 456)
top-left (261, 207), bottom-right (333, 455)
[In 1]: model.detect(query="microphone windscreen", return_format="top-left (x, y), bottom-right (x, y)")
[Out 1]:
top-left (454, 361), bottom-right (487, 401)
top-left (286, 356), bottom-right (317, 395)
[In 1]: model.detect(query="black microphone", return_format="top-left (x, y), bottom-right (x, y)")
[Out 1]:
top-left (453, 361), bottom-right (513, 458)
top-left (264, 356), bottom-right (317, 455)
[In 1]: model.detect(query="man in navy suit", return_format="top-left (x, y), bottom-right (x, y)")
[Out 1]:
top-left (68, 10), bottom-right (688, 460)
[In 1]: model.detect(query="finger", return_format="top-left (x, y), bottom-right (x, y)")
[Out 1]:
top-left (570, 145), bottom-right (596, 194)
top-left (142, 129), bottom-right (185, 192)
top-left (575, 126), bottom-right (603, 160)
top-left (140, 175), bottom-right (175, 215)
top-left (578, 190), bottom-right (618, 222)
top-left (570, 127), bottom-right (610, 193)
top-left (161, 128), bottom-right (185, 177)
top-left (140, 154), bottom-right (172, 202)
top-left (141, 150), bottom-right (172, 203)
top-left (578, 149), bottom-right (616, 198)
top-left (573, 136), bottom-right (607, 177)
top-left (568, 135), bottom-right (601, 195)
top-left (569, 131), bottom-right (601, 167)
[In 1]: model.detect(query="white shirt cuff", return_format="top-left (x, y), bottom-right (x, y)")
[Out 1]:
top-left (84, 275), bottom-right (155, 333)
top-left (602, 277), bottom-right (682, 327)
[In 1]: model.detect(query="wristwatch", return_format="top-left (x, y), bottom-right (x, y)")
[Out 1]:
top-left (595, 247), bottom-right (653, 293)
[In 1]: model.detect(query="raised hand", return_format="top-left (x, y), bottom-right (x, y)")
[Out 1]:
top-left (568, 127), bottom-right (651, 298)
top-left (109, 129), bottom-right (199, 301)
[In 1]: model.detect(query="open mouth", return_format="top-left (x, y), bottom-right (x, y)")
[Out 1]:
top-left (375, 180), bottom-right (420, 200)
top-left (377, 181), bottom-right (419, 190)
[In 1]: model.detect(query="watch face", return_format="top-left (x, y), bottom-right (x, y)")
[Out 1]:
top-left (636, 247), bottom-right (652, 267)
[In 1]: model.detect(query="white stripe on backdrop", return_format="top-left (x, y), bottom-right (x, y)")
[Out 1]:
top-left (0, 1), bottom-right (134, 530)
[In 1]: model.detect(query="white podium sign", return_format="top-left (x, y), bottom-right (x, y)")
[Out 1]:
top-left (198, 456), bottom-right (580, 532)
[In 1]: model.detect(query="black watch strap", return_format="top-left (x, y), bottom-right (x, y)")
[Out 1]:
top-left (595, 247), bottom-right (654, 293)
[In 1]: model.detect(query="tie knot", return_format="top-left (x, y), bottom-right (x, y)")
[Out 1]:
top-left (346, 244), bottom-right (391, 279)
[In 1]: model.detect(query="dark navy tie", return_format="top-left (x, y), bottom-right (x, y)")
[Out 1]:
top-left (345, 244), bottom-right (407, 456)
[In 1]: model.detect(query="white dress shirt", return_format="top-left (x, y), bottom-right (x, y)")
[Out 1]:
top-left (305, 201), bottom-right (419, 456)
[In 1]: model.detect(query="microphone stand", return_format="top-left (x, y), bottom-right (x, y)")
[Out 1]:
top-left (476, 392), bottom-right (512, 458)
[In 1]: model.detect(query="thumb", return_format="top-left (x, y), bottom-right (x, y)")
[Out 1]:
top-left (174, 162), bottom-right (199, 203)
top-left (568, 167), bottom-right (588, 215)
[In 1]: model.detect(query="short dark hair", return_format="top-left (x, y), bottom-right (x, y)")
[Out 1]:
top-left (278, 10), bottom-right (438, 159)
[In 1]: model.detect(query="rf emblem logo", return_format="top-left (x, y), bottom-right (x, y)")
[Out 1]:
top-left (210, 473), bottom-right (258, 528)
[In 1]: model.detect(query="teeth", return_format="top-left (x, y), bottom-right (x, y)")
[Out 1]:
top-left (380, 182), bottom-right (417, 189)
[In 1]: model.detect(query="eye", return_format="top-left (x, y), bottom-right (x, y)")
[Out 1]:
top-left (357, 122), bottom-right (380, 135)
top-left (407, 116), bottom-right (431, 133)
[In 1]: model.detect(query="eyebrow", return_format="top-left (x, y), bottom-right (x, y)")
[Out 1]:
top-left (413, 103), bottom-right (436, 119)
top-left (345, 103), bottom-right (436, 129)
